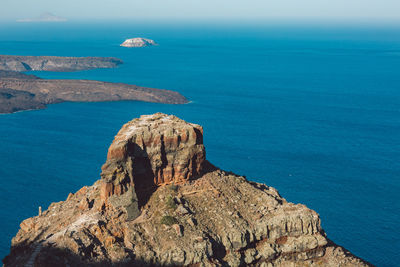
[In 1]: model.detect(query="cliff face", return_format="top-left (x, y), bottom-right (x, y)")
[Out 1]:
top-left (0, 55), bottom-right (122, 72)
top-left (101, 114), bottom-right (205, 210)
top-left (3, 114), bottom-right (371, 267)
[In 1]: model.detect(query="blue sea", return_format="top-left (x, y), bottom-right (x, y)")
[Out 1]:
top-left (0, 21), bottom-right (399, 266)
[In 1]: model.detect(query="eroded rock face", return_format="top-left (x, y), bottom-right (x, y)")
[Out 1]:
top-left (3, 114), bottom-right (372, 267)
top-left (100, 113), bottom-right (206, 210)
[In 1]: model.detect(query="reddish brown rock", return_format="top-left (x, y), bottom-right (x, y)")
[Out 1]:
top-left (3, 113), bottom-right (372, 267)
top-left (19, 218), bottom-right (36, 233)
top-left (100, 113), bottom-right (206, 207)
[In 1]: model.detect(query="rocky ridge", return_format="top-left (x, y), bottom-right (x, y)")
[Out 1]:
top-left (3, 113), bottom-right (372, 267)
top-left (0, 55), bottom-right (122, 72)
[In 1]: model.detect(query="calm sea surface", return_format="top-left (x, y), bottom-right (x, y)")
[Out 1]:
top-left (0, 22), bottom-right (399, 266)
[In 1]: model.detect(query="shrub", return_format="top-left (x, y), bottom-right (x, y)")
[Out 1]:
top-left (169, 183), bottom-right (178, 192)
top-left (160, 215), bottom-right (178, 226)
top-left (166, 195), bottom-right (177, 210)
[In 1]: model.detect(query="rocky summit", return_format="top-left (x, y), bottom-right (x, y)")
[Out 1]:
top-left (3, 113), bottom-right (371, 267)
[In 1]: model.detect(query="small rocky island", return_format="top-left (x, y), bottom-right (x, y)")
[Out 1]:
top-left (3, 113), bottom-right (371, 266)
top-left (0, 55), bottom-right (123, 72)
top-left (120, 38), bottom-right (157, 48)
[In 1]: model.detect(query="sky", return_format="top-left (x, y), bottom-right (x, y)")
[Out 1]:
top-left (1, 0), bottom-right (400, 23)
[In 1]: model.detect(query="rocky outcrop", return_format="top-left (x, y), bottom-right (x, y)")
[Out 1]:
top-left (120, 38), bottom-right (157, 48)
top-left (3, 114), bottom-right (372, 267)
top-left (0, 74), bottom-right (187, 113)
top-left (100, 113), bottom-right (205, 211)
top-left (0, 55), bottom-right (122, 72)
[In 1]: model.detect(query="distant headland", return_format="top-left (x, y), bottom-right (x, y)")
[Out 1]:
top-left (0, 55), bottom-right (122, 72)
top-left (0, 55), bottom-right (188, 114)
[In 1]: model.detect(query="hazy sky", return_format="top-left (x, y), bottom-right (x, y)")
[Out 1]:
top-left (1, 0), bottom-right (400, 22)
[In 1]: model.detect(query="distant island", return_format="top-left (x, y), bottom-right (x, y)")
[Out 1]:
top-left (0, 70), bottom-right (187, 114)
top-left (0, 55), bottom-right (123, 72)
top-left (120, 38), bottom-right (158, 48)
top-left (17, 12), bottom-right (67, 23)
top-left (0, 54), bottom-right (187, 114)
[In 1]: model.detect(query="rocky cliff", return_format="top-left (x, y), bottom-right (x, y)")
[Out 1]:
top-left (0, 55), bottom-right (122, 72)
top-left (3, 113), bottom-right (372, 267)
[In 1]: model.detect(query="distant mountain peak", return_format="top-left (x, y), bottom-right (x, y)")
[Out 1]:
top-left (17, 12), bottom-right (67, 23)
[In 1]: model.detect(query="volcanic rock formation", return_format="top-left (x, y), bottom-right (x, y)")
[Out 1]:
top-left (101, 113), bottom-right (205, 211)
top-left (3, 113), bottom-right (372, 267)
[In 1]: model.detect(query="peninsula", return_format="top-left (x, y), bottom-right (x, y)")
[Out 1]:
top-left (0, 55), bottom-right (123, 72)
top-left (3, 113), bottom-right (371, 266)
top-left (0, 71), bottom-right (187, 113)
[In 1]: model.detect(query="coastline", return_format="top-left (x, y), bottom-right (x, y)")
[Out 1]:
top-left (0, 64), bottom-right (188, 114)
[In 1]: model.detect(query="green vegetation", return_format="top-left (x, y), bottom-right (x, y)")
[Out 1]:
top-left (166, 195), bottom-right (177, 210)
top-left (169, 183), bottom-right (178, 192)
top-left (160, 215), bottom-right (178, 226)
